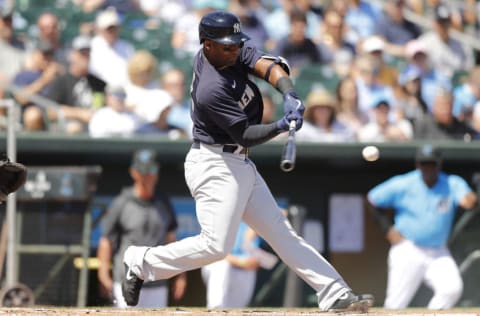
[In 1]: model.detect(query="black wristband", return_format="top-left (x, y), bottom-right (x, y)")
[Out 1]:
top-left (264, 62), bottom-right (276, 82)
top-left (276, 77), bottom-right (295, 95)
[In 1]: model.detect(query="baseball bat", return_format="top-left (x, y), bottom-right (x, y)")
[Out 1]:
top-left (280, 120), bottom-right (296, 172)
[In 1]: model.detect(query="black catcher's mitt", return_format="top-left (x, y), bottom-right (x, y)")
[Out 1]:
top-left (0, 156), bottom-right (27, 202)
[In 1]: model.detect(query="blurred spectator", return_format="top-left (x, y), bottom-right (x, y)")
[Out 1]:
top-left (452, 66), bottom-right (480, 128)
top-left (404, 39), bottom-right (451, 111)
top-left (414, 89), bottom-right (478, 141)
top-left (461, 0), bottom-right (480, 37)
top-left (0, 4), bottom-right (23, 49)
top-left (343, 0), bottom-right (382, 46)
top-left (358, 97), bottom-right (413, 142)
top-left (124, 50), bottom-right (174, 125)
top-left (89, 85), bottom-right (142, 137)
top-left (473, 102), bottom-right (480, 132)
top-left (335, 75), bottom-right (368, 137)
top-left (27, 12), bottom-right (68, 66)
top-left (360, 36), bottom-right (398, 89)
top-left (272, 9), bottom-right (324, 76)
top-left (0, 5), bottom-right (26, 90)
top-left (296, 89), bottom-right (355, 142)
top-left (73, 0), bottom-right (140, 15)
top-left (396, 64), bottom-right (428, 125)
top-left (171, 0), bottom-right (227, 58)
top-left (229, 0), bottom-right (270, 50)
top-left (138, 0), bottom-right (187, 24)
top-left (413, 0), bottom-right (463, 30)
top-left (260, 91), bottom-right (277, 124)
top-left (134, 100), bottom-right (176, 138)
top-left (417, 3), bottom-right (474, 80)
top-left (46, 35), bottom-right (106, 134)
top-left (126, 50), bottom-right (159, 90)
top-left (89, 6), bottom-right (134, 88)
top-left (12, 40), bottom-right (63, 131)
top-left (161, 68), bottom-right (193, 139)
top-left (329, 0), bottom-right (349, 18)
top-left (374, 0), bottom-right (421, 58)
top-left (316, 8), bottom-right (356, 70)
top-left (264, 0), bottom-right (321, 49)
top-left (352, 54), bottom-right (396, 116)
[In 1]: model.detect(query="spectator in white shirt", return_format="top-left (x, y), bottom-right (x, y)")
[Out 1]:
top-left (296, 89), bottom-right (356, 142)
top-left (358, 96), bottom-right (413, 142)
top-left (89, 6), bottom-right (134, 88)
top-left (89, 85), bottom-right (142, 138)
top-left (124, 50), bottom-right (174, 124)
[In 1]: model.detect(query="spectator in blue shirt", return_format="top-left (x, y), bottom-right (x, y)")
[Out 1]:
top-left (272, 8), bottom-right (324, 76)
top-left (343, 0), bottom-right (382, 45)
top-left (404, 39), bottom-right (451, 111)
top-left (264, 0), bottom-right (321, 50)
top-left (13, 40), bottom-right (64, 131)
top-left (368, 144), bottom-right (477, 310)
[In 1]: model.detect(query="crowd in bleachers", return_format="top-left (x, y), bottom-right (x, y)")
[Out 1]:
top-left (1, 0), bottom-right (480, 142)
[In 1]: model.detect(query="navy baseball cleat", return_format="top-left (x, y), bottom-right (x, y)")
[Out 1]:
top-left (121, 263), bottom-right (143, 306)
top-left (328, 291), bottom-right (374, 313)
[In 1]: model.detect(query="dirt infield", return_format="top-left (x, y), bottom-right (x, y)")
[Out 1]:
top-left (1, 308), bottom-right (480, 316)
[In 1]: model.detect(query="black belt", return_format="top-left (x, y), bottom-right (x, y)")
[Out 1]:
top-left (192, 141), bottom-right (248, 154)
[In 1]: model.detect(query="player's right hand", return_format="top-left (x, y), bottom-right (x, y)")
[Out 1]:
top-left (276, 111), bottom-right (303, 131)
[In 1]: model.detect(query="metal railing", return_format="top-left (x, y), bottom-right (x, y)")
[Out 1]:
top-left (0, 99), bottom-right (18, 288)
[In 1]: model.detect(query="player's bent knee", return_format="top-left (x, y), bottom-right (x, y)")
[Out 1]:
top-left (205, 246), bottom-right (229, 262)
top-left (199, 233), bottom-right (232, 260)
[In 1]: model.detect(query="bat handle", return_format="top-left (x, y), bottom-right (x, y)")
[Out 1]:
top-left (280, 120), bottom-right (297, 172)
top-left (289, 120), bottom-right (296, 132)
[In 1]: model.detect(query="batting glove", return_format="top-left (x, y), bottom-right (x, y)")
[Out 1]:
top-left (276, 111), bottom-right (303, 131)
top-left (283, 92), bottom-right (305, 116)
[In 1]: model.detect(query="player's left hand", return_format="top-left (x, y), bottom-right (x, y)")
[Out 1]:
top-left (283, 92), bottom-right (305, 116)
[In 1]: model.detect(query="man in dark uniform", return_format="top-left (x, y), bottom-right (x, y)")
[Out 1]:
top-left (122, 11), bottom-right (374, 312)
top-left (97, 149), bottom-right (186, 307)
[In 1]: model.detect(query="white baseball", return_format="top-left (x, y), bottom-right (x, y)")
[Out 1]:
top-left (362, 145), bottom-right (379, 162)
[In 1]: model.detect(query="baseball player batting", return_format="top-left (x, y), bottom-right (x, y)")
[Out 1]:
top-left (122, 10), bottom-right (373, 312)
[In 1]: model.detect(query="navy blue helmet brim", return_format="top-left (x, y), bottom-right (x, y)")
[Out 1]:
top-left (210, 32), bottom-right (250, 45)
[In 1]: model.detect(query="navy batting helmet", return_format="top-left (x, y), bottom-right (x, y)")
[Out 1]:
top-left (199, 11), bottom-right (250, 45)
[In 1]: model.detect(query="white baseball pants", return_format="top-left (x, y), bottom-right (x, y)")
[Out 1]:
top-left (384, 239), bottom-right (463, 309)
top-left (130, 144), bottom-right (351, 310)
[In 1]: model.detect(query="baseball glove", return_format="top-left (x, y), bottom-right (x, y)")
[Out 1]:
top-left (0, 156), bottom-right (27, 202)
